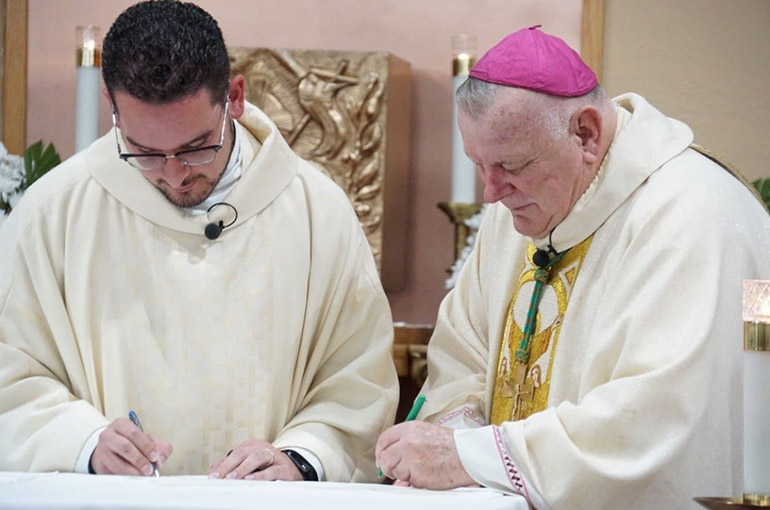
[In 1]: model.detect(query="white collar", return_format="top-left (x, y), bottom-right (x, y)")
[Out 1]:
top-left (532, 93), bottom-right (694, 252)
top-left (183, 120), bottom-right (243, 216)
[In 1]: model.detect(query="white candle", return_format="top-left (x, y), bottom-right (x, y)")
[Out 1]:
top-left (741, 280), bottom-right (770, 503)
top-left (451, 34), bottom-right (477, 204)
top-left (75, 26), bottom-right (101, 153)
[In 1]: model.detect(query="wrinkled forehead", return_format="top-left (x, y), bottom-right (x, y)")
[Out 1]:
top-left (489, 87), bottom-right (549, 131)
top-left (460, 91), bottom-right (547, 153)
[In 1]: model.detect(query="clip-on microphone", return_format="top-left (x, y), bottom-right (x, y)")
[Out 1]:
top-left (532, 229), bottom-right (559, 268)
top-left (204, 202), bottom-right (238, 240)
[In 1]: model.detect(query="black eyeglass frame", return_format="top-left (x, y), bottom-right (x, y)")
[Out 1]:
top-left (111, 91), bottom-right (230, 171)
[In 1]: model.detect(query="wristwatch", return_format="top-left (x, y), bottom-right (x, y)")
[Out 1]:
top-left (281, 449), bottom-right (319, 481)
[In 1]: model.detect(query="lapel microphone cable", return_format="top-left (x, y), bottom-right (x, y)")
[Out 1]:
top-left (532, 228), bottom-right (559, 268)
top-left (204, 202), bottom-right (238, 240)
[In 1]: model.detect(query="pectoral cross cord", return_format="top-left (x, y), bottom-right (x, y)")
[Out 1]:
top-left (511, 250), bottom-right (565, 419)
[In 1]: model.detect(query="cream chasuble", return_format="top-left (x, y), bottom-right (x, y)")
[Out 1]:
top-left (417, 94), bottom-right (770, 510)
top-left (0, 102), bottom-right (398, 480)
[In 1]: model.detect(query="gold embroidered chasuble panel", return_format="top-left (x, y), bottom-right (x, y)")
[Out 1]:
top-left (491, 236), bottom-right (593, 425)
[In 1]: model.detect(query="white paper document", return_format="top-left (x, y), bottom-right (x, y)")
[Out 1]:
top-left (0, 472), bottom-right (528, 509)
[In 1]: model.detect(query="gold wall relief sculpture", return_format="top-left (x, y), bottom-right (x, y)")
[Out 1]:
top-left (229, 48), bottom-right (411, 290)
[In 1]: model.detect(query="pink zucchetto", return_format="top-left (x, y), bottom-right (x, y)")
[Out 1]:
top-left (469, 25), bottom-right (597, 97)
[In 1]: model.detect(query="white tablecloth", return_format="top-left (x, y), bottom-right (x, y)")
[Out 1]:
top-left (0, 472), bottom-right (527, 509)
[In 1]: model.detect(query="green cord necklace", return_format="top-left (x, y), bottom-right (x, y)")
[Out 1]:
top-left (514, 250), bottom-right (566, 364)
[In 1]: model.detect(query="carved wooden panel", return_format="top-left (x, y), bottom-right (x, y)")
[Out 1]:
top-left (229, 48), bottom-right (411, 290)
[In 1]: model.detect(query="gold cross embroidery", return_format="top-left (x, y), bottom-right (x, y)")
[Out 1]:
top-left (490, 237), bottom-right (594, 425)
top-left (512, 380), bottom-right (535, 420)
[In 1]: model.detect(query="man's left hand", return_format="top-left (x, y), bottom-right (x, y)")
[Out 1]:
top-left (208, 438), bottom-right (302, 481)
top-left (375, 421), bottom-right (477, 489)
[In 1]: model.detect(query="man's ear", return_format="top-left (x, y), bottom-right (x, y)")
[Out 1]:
top-left (228, 75), bottom-right (246, 120)
top-left (570, 105), bottom-right (603, 164)
top-left (103, 88), bottom-right (117, 119)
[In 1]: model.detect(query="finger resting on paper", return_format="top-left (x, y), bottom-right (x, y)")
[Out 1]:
top-left (246, 464), bottom-right (298, 482)
top-left (225, 450), bottom-right (270, 479)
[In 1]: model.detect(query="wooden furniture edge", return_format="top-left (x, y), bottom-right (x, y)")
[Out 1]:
top-left (2, 0), bottom-right (28, 154)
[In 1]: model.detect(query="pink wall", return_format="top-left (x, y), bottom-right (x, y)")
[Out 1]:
top-left (27, 0), bottom-right (582, 324)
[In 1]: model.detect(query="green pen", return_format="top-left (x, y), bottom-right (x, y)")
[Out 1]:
top-left (378, 394), bottom-right (426, 478)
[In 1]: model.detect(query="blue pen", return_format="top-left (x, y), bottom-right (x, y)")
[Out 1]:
top-left (128, 410), bottom-right (160, 477)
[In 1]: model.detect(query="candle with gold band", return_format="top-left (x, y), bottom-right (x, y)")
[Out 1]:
top-left (450, 34), bottom-right (477, 204)
top-left (742, 280), bottom-right (770, 506)
top-left (75, 25), bottom-right (101, 152)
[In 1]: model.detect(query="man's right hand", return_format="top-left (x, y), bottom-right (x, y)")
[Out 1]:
top-left (90, 417), bottom-right (173, 475)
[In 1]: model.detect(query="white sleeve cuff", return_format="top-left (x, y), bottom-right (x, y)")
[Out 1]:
top-left (74, 426), bottom-right (106, 474)
top-left (454, 425), bottom-right (549, 510)
top-left (288, 447), bottom-right (325, 481)
top-left (435, 404), bottom-right (487, 429)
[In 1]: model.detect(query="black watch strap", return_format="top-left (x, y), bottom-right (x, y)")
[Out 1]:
top-left (281, 449), bottom-right (319, 481)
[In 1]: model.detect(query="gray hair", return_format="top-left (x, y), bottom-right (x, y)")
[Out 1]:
top-left (456, 77), bottom-right (609, 139)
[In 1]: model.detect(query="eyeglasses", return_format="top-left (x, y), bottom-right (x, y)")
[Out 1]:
top-left (112, 98), bottom-right (229, 171)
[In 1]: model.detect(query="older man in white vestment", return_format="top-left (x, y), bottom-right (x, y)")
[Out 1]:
top-left (376, 26), bottom-right (770, 509)
top-left (0, 0), bottom-right (397, 482)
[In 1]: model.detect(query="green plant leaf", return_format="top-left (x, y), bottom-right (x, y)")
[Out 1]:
top-left (21, 140), bottom-right (61, 191)
top-left (751, 178), bottom-right (770, 210)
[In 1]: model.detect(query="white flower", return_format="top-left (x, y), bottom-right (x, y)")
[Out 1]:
top-left (7, 190), bottom-right (22, 208)
top-left (463, 204), bottom-right (488, 229)
top-left (445, 204), bottom-right (489, 289)
top-left (0, 142), bottom-right (25, 204)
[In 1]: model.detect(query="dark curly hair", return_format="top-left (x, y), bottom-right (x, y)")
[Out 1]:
top-left (102, 0), bottom-right (229, 105)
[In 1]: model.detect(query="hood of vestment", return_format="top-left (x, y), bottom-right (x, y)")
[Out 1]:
top-left (531, 92), bottom-right (694, 252)
top-left (86, 101), bottom-right (297, 236)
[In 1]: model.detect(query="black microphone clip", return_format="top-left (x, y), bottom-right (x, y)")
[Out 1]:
top-left (204, 202), bottom-right (238, 240)
top-left (533, 229), bottom-right (559, 268)
top-left (204, 221), bottom-right (225, 240)
top-left (532, 249), bottom-right (551, 268)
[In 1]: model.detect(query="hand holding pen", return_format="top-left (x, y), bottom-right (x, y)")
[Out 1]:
top-left (128, 411), bottom-right (160, 477)
top-left (377, 394), bottom-right (426, 478)
top-left (89, 411), bottom-right (173, 476)
top-left (375, 395), bottom-right (477, 489)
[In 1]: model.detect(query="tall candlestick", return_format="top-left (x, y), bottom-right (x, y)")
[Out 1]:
top-left (742, 280), bottom-right (770, 506)
top-left (451, 34), bottom-right (477, 204)
top-left (75, 25), bottom-right (101, 153)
